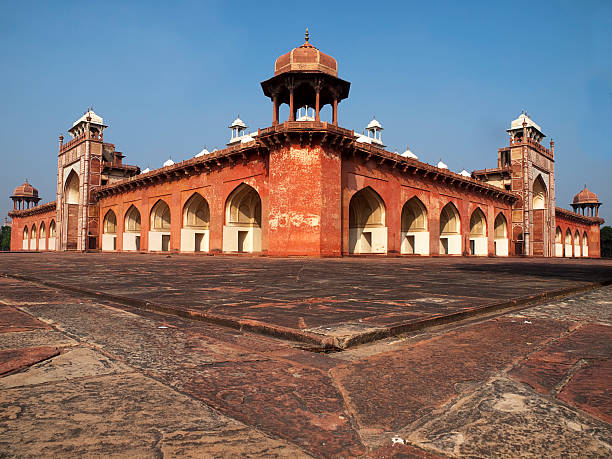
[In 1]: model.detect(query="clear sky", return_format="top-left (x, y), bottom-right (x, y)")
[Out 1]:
top-left (1, 0), bottom-right (611, 225)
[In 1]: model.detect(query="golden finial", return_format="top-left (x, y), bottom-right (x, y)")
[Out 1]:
top-left (305, 27), bottom-right (309, 43)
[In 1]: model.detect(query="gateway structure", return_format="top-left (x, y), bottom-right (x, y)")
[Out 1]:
top-left (8, 34), bottom-right (603, 257)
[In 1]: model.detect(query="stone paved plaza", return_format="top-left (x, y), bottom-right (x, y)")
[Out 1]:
top-left (0, 253), bottom-right (611, 457)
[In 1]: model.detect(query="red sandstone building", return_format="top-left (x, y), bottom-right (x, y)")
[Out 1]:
top-left (8, 34), bottom-right (603, 257)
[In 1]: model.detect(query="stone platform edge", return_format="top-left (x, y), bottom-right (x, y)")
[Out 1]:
top-left (2, 272), bottom-right (611, 350)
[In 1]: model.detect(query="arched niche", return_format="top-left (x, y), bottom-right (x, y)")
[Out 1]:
top-left (64, 170), bottom-right (80, 205)
top-left (349, 187), bottom-right (387, 254)
top-left (123, 205), bottom-right (141, 252)
top-left (582, 232), bottom-right (588, 257)
top-left (533, 175), bottom-right (547, 210)
top-left (574, 230), bottom-right (581, 257)
top-left (102, 210), bottom-right (117, 252)
top-left (30, 224), bottom-right (37, 250)
top-left (439, 202), bottom-right (461, 255)
top-left (494, 213), bottom-right (509, 256)
top-left (223, 184), bottom-right (262, 253)
top-left (181, 193), bottom-right (210, 253)
top-left (401, 197), bottom-right (428, 255)
top-left (48, 220), bottom-right (57, 251)
top-left (564, 228), bottom-right (572, 257)
top-left (469, 208), bottom-right (487, 256)
top-left (149, 200), bottom-right (171, 252)
top-left (22, 226), bottom-right (29, 250)
top-left (555, 226), bottom-right (563, 257)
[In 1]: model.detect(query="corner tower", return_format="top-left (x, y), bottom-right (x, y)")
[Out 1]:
top-left (476, 112), bottom-right (556, 256)
top-left (56, 109), bottom-right (139, 251)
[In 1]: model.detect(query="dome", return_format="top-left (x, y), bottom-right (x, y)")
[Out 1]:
top-left (508, 112), bottom-right (543, 134)
top-left (140, 168), bottom-right (150, 174)
top-left (195, 147), bottom-right (210, 157)
top-left (460, 169), bottom-right (471, 177)
top-left (229, 117), bottom-right (247, 129)
top-left (12, 180), bottom-right (38, 198)
top-left (366, 117), bottom-right (383, 130)
top-left (573, 185), bottom-right (600, 204)
top-left (437, 159), bottom-right (448, 170)
top-left (72, 108), bottom-right (104, 127)
top-left (274, 30), bottom-right (338, 77)
top-left (401, 146), bottom-right (418, 159)
top-left (163, 158), bottom-right (175, 167)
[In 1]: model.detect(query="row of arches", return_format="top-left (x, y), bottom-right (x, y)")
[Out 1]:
top-left (348, 187), bottom-right (509, 256)
top-left (21, 220), bottom-right (57, 251)
top-left (101, 183), bottom-right (262, 253)
top-left (555, 227), bottom-right (589, 258)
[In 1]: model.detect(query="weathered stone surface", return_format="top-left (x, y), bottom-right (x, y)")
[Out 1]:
top-left (0, 372), bottom-right (311, 458)
top-left (1, 254), bottom-right (611, 347)
top-left (0, 347), bottom-right (131, 389)
top-left (0, 303), bottom-right (50, 333)
top-left (331, 317), bottom-right (572, 432)
top-left (0, 346), bottom-right (59, 376)
top-left (0, 329), bottom-right (76, 351)
top-left (405, 378), bottom-right (611, 458)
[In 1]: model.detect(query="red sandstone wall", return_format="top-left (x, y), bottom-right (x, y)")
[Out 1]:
top-left (267, 142), bottom-right (342, 256)
top-left (10, 207), bottom-right (58, 251)
top-left (555, 212), bottom-right (601, 258)
top-left (341, 157), bottom-right (513, 256)
top-left (97, 152), bottom-right (268, 254)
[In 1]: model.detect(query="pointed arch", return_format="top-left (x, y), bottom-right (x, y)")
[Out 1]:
top-left (123, 205), bottom-right (141, 251)
top-left (103, 210), bottom-right (117, 234)
top-left (23, 226), bottom-right (28, 240)
top-left (31, 224), bottom-right (37, 239)
top-left (401, 197), bottom-right (427, 232)
top-left (349, 187), bottom-right (387, 254)
top-left (533, 175), bottom-right (547, 210)
top-left (440, 202), bottom-right (461, 255)
top-left (224, 184), bottom-right (262, 253)
top-left (183, 193), bottom-right (210, 229)
top-left (349, 187), bottom-right (385, 229)
top-left (39, 222), bottom-right (46, 239)
top-left (469, 208), bottom-right (487, 255)
top-left (124, 205), bottom-right (141, 233)
top-left (225, 184), bottom-right (261, 227)
top-left (64, 170), bottom-right (80, 205)
top-left (150, 200), bottom-right (171, 231)
top-left (401, 196), bottom-right (428, 255)
top-left (494, 213), bottom-right (508, 256)
top-left (469, 208), bottom-right (487, 237)
top-left (582, 231), bottom-right (588, 257)
top-left (181, 193), bottom-right (210, 252)
top-left (48, 220), bottom-right (56, 250)
top-left (555, 226), bottom-right (563, 257)
top-left (574, 229), bottom-right (581, 257)
top-left (564, 228), bottom-right (572, 257)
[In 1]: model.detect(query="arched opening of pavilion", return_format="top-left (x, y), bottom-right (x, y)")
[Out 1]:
top-left (30, 224), bottom-right (37, 250)
top-left (22, 226), bottom-right (28, 250)
top-left (582, 232), bottom-right (588, 257)
top-left (401, 197), bottom-right (428, 255)
top-left (181, 193), bottom-right (210, 252)
top-left (39, 222), bottom-right (46, 251)
top-left (494, 213), bottom-right (509, 256)
top-left (574, 230), bottom-right (581, 257)
top-left (532, 175), bottom-right (547, 256)
top-left (49, 220), bottom-right (56, 250)
top-left (439, 202), bottom-right (461, 255)
top-left (564, 228), bottom-right (572, 257)
top-left (64, 170), bottom-right (80, 250)
top-left (223, 184), bottom-right (262, 253)
top-left (469, 208), bottom-right (488, 256)
top-left (555, 227), bottom-right (563, 257)
top-left (149, 200), bottom-right (171, 252)
top-left (102, 210), bottom-right (117, 251)
top-left (123, 205), bottom-right (141, 251)
top-left (349, 187), bottom-right (387, 254)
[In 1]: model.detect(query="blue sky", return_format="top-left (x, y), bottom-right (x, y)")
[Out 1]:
top-left (1, 0), bottom-right (611, 225)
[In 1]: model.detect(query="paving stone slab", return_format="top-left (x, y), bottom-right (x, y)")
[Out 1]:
top-left (0, 346), bottom-right (59, 376)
